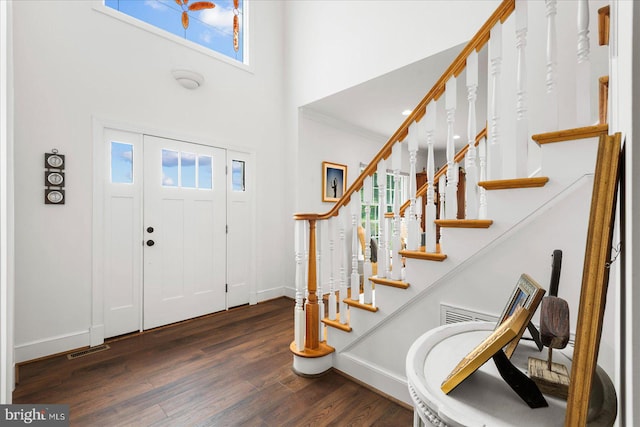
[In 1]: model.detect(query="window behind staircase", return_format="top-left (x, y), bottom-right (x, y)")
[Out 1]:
top-left (360, 165), bottom-right (407, 242)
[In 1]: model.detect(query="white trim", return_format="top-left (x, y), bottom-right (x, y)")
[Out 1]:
top-left (334, 352), bottom-right (412, 406)
top-left (91, 0), bottom-right (253, 74)
top-left (91, 118), bottom-right (106, 346)
top-left (256, 286), bottom-right (287, 303)
top-left (0, 0), bottom-right (14, 403)
top-left (15, 330), bottom-right (90, 364)
top-left (292, 353), bottom-right (333, 376)
top-left (281, 285), bottom-right (296, 300)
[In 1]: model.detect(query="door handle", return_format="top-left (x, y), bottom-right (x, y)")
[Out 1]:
top-left (146, 240), bottom-right (155, 247)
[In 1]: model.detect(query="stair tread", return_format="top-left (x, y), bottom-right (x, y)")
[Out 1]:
top-left (322, 314), bottom-right (352, 332)
top-left (399, 250), bottom-right (447, 262)
top-left (344, 298), bottom-right (378, 312)
top-left (369, 277), bottom-right (410, 289)
top-left (478, 177), bottom-right (549, 190)
top-left (531, 124), bottom-right (608, 145)
top-left (434, 219), bottom-right (494, 228)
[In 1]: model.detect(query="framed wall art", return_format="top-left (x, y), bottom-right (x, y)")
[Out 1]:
top-left (322, 161), bottom-right (347, 202)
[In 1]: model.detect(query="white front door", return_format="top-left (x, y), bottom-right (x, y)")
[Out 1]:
top-left (142, 135), bottom-right (227, 330)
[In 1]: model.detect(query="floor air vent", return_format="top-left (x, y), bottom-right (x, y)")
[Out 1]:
top-left (67, 344), bottom-right (110, 360)
top-left (440, 304), bottom-right (499, 326)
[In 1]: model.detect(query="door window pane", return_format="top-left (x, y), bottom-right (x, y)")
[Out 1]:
top-left (181, 152), bottom-right (196, 188)
top-left (232, 160), bottom-right (245, 192)
top-left (162, 149), bottom-right (179, 187)
top-left (111, 142), bottom-right (133, 184)
top-left (198, 155), bottom-right (213, 189)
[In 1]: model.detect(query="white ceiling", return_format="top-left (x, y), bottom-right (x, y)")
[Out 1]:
top-left (303, 42), bottom-right (488, 152)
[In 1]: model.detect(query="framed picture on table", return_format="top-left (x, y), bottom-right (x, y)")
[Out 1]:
top-left (496, 273), bottom-right (546, 357)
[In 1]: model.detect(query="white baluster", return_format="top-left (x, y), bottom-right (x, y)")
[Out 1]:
top-left (576, 0), bottom-right (591, 126)
top-left (515, 0), bottom-right (529, 178)
top-left (445, 77), bottom-right (458, 219)
top-left (350, 193), bottom-right (360, 303)
top-left (326, 218), bottom-right (336, 321)
top-left (376, 158), bottom-right (387, 278)
top-left (423, 102), bottom-right (437, 253)
top-left (479, 136), bottom-right (488, 220)
top-left (391, 144), bottom-right (403, 281)
top-left (384, 214), bottom-right (392, 278)
top-left (338, 211), bottom-right (348, 324)
top-left (304, 219), bottom-right (309, 303)
top-left (363, 175), bottom-right (373, 304)
top-left (438, 174), bottom-right (446, 249)
top-left (316, 221), bottom-right (325, 337)
top-left (416, 196), bottom-right (423, 248)
top-left (407, 123), bottom-right (420, 250)
top-left (294, 220), bottom-right (306, 351)
top-left (488, 23), bottom-right (503, 180)
top-left (545, 0), bottom-right (559, 130)
top-left (466, 50), bottom-right (479, 219)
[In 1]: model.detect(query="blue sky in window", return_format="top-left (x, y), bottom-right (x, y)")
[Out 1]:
top-left (198, 156), bottom-right (213, 189)
top-left (232, 160), bottom-right (244, 191)
top-left (162, 149), bottom-right (179, 186)
top-left (105, 0), bottom-right (243, 62)
top-left (111, 142), bottom-right (133, 183)
top-left (181, 152), bottom-right (196, 188)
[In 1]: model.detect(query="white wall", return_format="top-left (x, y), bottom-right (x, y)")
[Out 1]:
top-left (284, 1), bottom-right (501, 108)
top-left (12, 0), bottom-right (287, 360)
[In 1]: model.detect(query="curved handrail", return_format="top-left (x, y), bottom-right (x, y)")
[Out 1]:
top-left (294, 0), bottom-right (514, 222)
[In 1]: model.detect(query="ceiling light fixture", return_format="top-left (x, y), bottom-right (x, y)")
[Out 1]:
top-left (401, 109), bottom-right (412, 116)
top-left (453, 134), bottom-right (461, 140)
top-left (172, 69), bottom-right (204, 90)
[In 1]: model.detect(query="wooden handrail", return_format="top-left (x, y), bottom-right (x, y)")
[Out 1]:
top-left (397, 127), bottom-right (487, 217)
top-left (294, 0), bottom-right (515, 222)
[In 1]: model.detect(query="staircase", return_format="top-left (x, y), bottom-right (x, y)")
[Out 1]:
top-left (291, 0), bottom-right (612, 411)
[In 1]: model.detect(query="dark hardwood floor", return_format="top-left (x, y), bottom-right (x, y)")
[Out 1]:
top-left (13, 297), bottom-right (413, 426)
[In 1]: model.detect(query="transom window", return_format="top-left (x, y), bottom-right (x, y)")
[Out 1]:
top-left (103, 0), bottom-right (245, 64)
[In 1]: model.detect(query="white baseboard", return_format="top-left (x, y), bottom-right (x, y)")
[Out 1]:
top-left (256, 286), bottom-right (286, 302)
top-left (333, 351), bottom-right (412, 407)
top-left (282, 286), bottom-right (295, 299)
top-left (15, 330), bottom-right (91, 363)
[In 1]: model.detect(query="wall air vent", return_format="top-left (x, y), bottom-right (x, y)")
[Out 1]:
top-left (67, 344), bottom-right (110, 360)
top-left (440, 304), bottom-right (499, 326)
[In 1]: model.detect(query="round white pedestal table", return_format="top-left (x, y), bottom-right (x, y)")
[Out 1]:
top-left (406, 322), bottom-right (616, 427)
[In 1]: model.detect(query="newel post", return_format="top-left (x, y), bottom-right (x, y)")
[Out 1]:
top-left (291, 216), bottom-right (334, 376)
top-left (305, 218), bottom-right (319, 350)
